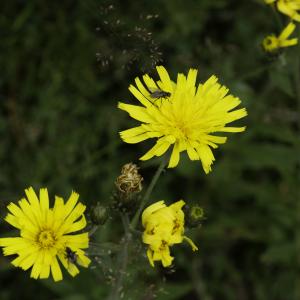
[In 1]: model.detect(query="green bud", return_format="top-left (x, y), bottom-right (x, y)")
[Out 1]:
top-left (90, 203), bottom-right (109, 225)
top-left (184, 204), bottom-right (204, 228)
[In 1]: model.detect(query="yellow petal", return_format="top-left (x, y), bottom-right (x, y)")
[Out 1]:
top-left (56, 203), bottom-right (86, 235)
top-left (63, 233), bottom-right (89, 249)
top-left (139, 138), bottom-right (172, 161)
top-left (186, 144), bottom-right (199, 161)
top-left (279, 22), bottom-right (296, 40)
top-left (77, 252), bottom-right (91, 267)
top-left (168, 142), bottom-right (180, 168)
top-left (30, 251), bottom-right (44, 280)
top-left (146, 248), bottom-right (155, 267)
top-left (183, 236), bottom-right (198, 251)
top-left (118, 102), bottom-right (154, 123)
top-left (39, 264), bottom-right (51, 279)
top-left (50, 256), bottom-right (63, 282)
top-left (219, 126), bottom-right (246, 132)
top-left (280, 38), bottom-right (298, 47)
top-left (39, 188), bottom-right (49, 217)
top-left (196, 144), bottom-right (215, 174)
top-left (63, 191), bottom-right (80, 219)
top-left (156, 66), bottom-right (173, 92)
top-left (186, 68), bottom-right (198, 90)
top-left (160, 247), bottom-right (174, 267)
top-left (135, 77), bottom-right (151, 98)
top-left (129, 84), bottom-right (152, 107)
top-left (142, 201), bottom-right (166, 226)
top-left (64, 214), bottom-right (87, 234)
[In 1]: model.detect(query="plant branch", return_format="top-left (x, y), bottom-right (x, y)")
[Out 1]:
top-left (130, 156), bottom-right (168, 229)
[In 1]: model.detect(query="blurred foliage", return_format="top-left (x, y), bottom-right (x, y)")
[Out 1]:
top-left (1, 0), bottom-right (300, 299)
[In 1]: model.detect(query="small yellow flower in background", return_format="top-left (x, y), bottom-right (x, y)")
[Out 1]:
top-left (262, 22), bottom-right (298, 52)
top-left (118, 66), bottom-right (247, 174)
top-left (142, 200), bottom-right (198, 267)
top-left (265, 0), bottom-right (300, 22)
top-left (0, 187), bottom-right (91, 281)
top-left (278, 0), bottom-right (300, 21)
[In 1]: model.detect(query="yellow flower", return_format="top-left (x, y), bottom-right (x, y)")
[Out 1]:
top-left (278, 0), bottom-right (300, 21)
top-left (118, 66), bottom-right (247, 174)
top-left (265, 0), bottom-right (300, 22)
top-left (142, 200), bottom-right (198, 267)
top-left (262, 22), bottom-right (298, 52)
top-left (0, 187), bottom-right (91, 281)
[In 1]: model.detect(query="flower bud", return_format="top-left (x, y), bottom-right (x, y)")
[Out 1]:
top-left (114, 163), bottom-right (143, 205)
top-left (184, 204), bottom-right (204, 228)
top-left (90, 203), bottom-right (109, 225)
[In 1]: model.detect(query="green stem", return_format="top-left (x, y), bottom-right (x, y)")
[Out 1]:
top-left (130, 156), bottom-right (168, 229)
top-left (88, 225), bottom-right (99, 237)
top-left (107, 213), bottom-right (131, 300)
top-left (295, 45), bottom-right (300, 130)
top-left (190, 258), bottom-right (212, 300)
top-left (294, 27), bottom-right (300, 300)
top-left (239, 63), bottom-right (272, 81)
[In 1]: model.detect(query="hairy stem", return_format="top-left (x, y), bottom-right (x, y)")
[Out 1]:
top-left (130, 156), bottom-right (168, 229)
top-left (294, 28), bottom-right (300, 300)
top-left (107, 213), bottom-right (131, 300)
top-left (88, 225), bottom-right (99, 237)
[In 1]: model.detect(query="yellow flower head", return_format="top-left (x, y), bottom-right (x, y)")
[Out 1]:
top-left (265, 0), bottom-right (300, 22)
top-left (118, 66), bottom-right (247, 174)
top-left (142, 200), bottom-right (198, 267)
top-left (0, 187), bottom-right (91, 282)
top-left (262, 22), bottom-right (298, 52)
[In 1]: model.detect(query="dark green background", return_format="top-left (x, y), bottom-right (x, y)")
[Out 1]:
top-left (1, 0), bottom-right (299, 299)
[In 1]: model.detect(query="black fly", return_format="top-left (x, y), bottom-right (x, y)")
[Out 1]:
top-left (149, 89), bottom-right (171, 100)
top-left (65, 247), bottom-right (78, 265)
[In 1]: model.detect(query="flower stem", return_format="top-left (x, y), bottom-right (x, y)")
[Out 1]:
top-left (107, 213), bottom-right (131, 300)
top-left (88, 225), bottom-right (99, 237)
top-left (130, 156), bottom-right (168, 229)
top-left (295, 42), bottom-right (300, 131)
top-left (294, 27), bottom-right (300, 300)
top-left (239, 63), bottom-right (273, 81)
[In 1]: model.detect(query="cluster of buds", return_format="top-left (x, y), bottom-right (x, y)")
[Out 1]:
top-left (114, 162), bottom-right (143, 210)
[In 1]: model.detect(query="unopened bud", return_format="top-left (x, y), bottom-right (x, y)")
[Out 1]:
top-left (184, 204), bottom-right (204, 228)
top-left (90, 203), bottom-right (109, 225)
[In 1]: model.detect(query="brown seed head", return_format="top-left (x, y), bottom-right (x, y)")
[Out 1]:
top-left (115, 163), bottom-right (143, 197)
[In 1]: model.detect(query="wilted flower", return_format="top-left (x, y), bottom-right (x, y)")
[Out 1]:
top-left (118, 66), bottom-right (247, 174)
top-left (115, 163), bottom-right (143, 205)
top-left (115, 163), bottom-right (143, 194)
top-left (262, 22), bottom-right (298, 52)
top-left (142, 200), bottom-right (198, 267)
top-left (265, 0), bottom-right (300, 22)
top-left (0, 187), bottom-right (90, 281)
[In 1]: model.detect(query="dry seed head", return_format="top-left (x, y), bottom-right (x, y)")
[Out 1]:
top-left (115, 163), bottom-right (143, 195)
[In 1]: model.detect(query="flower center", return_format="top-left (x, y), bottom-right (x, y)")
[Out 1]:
top-left (37, 230), bottom-right (56, 248)
top-left (159, 240), bottom-right (168, 251)
top-left (169, 119), bottom-right (191, 140)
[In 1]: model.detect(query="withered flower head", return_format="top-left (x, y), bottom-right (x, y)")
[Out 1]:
top-left (115, 163), bottom-right (143, 195)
